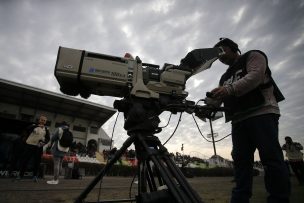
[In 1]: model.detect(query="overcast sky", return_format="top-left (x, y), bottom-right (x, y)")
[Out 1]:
top-left (0, 0), bottom-right (303, 160)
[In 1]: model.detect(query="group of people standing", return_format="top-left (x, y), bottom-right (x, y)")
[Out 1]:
top-left (14, 115), bottom-right (73, 185)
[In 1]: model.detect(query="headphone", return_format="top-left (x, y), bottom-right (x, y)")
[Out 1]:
top-left (215, 38), bottom-right (241, 54)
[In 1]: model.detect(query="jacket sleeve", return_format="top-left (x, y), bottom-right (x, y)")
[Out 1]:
top-left (231, 51), bottom-right (268, 97)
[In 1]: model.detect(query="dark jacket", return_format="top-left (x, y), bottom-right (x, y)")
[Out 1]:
top-left (220, 50), bottom-right (283, 122)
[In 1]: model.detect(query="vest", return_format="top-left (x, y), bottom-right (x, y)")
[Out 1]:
top-left (219, 50), bottom-right (284, 121)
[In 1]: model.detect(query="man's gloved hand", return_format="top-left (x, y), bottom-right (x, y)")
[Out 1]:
top-left (210, 86), bottom-right (229, 100)
top-left (205, 92), bottom-right (222, 107)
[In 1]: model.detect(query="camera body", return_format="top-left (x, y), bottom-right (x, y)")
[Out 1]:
top-left (54, 46), bottom-right (224, 103)
top-left (55, 47), bottom-right (135, 98)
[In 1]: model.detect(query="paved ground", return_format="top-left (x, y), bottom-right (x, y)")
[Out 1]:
top-left (0, 176), bottom-right (303, 203)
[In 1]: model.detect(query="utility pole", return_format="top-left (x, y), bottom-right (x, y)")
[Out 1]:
top-left (209, 119), bottom-right (217, 156)
top-left (181, 143), bottom-right (184, 166)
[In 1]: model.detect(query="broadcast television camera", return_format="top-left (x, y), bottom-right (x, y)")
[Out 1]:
top-left (55, 47), bottom-right (226, 203)
top-left (54, 46), bottom-right (224, 106)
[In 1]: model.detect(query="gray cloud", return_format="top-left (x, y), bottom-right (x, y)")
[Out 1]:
top-left (1, 0), bottom-right (303, 160)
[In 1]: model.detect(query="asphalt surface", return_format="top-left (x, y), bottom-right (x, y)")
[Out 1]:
top-left (0, 176), bottom-right (303, 203)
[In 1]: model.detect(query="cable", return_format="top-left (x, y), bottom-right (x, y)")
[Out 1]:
top-left (192, 114), bottom-right (212, 142)
top-left (110, 112), bottom-right (120, 151)
top-left (163, 112), bottom-right (183, 145)
top-left (192, 114), bottom-right (231, 142)
top-left (97, 111), bottom-right (120, 202)
top-left (129, 172), bottom-right (137, 202)
top-left (159, 113), bottom-right (173, 128)
top-left (214, 133), bottom-right (231, 142)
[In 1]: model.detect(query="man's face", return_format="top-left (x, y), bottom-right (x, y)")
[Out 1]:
top-left (218, 46), bottom-right (237, 66)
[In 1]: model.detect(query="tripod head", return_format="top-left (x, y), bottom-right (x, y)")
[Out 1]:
top-left (113, 97), bottom-right (226, 134)
top-left (114, 97), bottom-right (162, 134)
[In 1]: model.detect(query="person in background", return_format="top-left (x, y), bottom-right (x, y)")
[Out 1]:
top-left (47, 121), bottom-right (73, 185)
top-left (282, 136), bottom-right (304, 185)
top-left (16, 115), bottom-right (50, 182)
top-left (208, 38), bottom-right (290, 203)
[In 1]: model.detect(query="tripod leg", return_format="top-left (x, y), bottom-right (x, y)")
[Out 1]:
top-left (138, 158), bottom-right (158, 193)
top-left (136, 134), bottom-right (203, 203)
top-left (145, 160), bottom-right (157, 191)
top-left (74, 134), bottom-right (137, 203)
top-left (163, 155), bottom-right (202, 202)
top-left (149, 154), bottom-right (190, 203)
top-left (138, 159), bottom-right (148, 193)
top-left (151, 162), bottom-right (164, 186)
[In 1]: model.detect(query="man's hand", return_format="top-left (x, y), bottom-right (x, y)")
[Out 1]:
top-left (211, 86), bottom-right (229, 100)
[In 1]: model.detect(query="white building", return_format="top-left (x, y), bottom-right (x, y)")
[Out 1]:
top-left (0, 78), bottom-right (116, 152)
top-left (208, 155), bottom-right (233, 168)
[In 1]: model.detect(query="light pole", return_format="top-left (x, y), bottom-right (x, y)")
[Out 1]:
top-left (209, 119), bottom-right (217, 156)
top-left (207, 111), bottom-right (223, 156)
top-left (181, 143), bottom-right (184, 166)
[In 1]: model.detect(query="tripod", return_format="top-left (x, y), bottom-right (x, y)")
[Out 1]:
top-left (75, 99), bottom-right (204, 203)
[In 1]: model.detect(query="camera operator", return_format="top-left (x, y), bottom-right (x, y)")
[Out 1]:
top-left (208, 38), bottom-right (290, 203)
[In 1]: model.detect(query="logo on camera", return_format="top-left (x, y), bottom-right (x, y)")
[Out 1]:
top-left (63, 65), bottom-right (73, 69)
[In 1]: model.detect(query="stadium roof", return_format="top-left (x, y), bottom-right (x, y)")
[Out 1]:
top-left (0, 78), bottom-right (116, 126)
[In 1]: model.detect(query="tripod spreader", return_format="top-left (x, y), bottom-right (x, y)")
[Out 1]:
top-left (74, 131), bottom-right (203, 203)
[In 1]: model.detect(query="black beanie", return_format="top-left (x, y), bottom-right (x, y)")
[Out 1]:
top-left (214, 38), bottom-right (241, 54)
